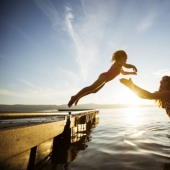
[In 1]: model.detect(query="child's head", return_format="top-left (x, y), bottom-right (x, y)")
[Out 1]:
top-left (111, 50), bottom-right (127, 62)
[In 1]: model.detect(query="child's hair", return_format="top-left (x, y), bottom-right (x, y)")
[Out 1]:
top-left (111, 50), bottom-right (127, 62)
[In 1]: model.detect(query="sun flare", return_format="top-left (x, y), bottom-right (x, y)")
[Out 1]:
top-left (123, 106), bottom-right (143, 126)
top-left (118, 88), bottom-right (148, 106)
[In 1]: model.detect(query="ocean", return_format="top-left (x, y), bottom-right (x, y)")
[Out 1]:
top-left (40, 106), bottom-right (170, 170)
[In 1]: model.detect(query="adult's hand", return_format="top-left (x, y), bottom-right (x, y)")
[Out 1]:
top-left (120, 78), bottom-right (148, 99)
top-left (119, 78), bottom-right (134, 89)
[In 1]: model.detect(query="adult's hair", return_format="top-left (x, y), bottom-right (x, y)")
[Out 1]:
top-left (156, 75), bottom-right (170, 107)
top-left (111, 50), bottom-right (127, 62)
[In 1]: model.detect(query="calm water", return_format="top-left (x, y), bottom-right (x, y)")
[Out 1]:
top-left (41, 106), bottom-right (170, 170)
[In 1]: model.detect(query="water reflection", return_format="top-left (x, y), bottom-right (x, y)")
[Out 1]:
top-left (123, 106), bottom-right (144, 127)
top-left (124, 139), bottom-right (136, 146)
top-left (40, 114), bottom-right (99, 170)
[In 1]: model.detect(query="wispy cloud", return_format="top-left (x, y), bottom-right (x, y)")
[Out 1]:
top-left (34, 0), bottom-right (109, 80)
top-left (0, 89), bottom-right (36, 99)
top-left (58, 67), bottom-right (79, 81)
top-left (153, 69), bottom-right (170, 77)
top-left (34, 0), bottom-right (63, 30)
top-left (137, 12), bottom-right (157, 32)
top-left (0, 85), bottom-right (70, 104)
top-left (62, 4), bottom-right (107, 80)
top-left (19, 79), bottom-right (35, 88)
top-left (0, 74), bottom-right (79, 104)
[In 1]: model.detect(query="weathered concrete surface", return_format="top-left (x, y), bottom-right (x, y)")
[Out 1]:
top-left (0, 120), bottom-right (65, 162)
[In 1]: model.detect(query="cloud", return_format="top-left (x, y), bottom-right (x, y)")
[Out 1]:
top-left (64, 6), bottom-right (74, 30)
top-left (62, 5), bottom-right (101, 80)
top-left (0, 77), bottom-right (78, 104)
top-left (0, 89), bottom-right (36, 99)
top-left (0, 86), bottom-right (69, 103)
top-left (34, 0), bottom-right (110, 81)
top-left (153, 69), bottom-right (170, 77)
top-left (137, 12), bottom-right (157, 32)
top-left (136, 1), bottom-right (166, 33)
top-left (0, 89), bottom-right (16, 96)
top-left (34, 0), bottom-right (63, 30)
top-left (19, 79), bottom-right (35, 88)
top-left (58, 67), bottom-right (79, 81)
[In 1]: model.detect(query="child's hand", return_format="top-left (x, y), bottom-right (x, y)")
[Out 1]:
top-left (132, 72), bottom-right (137, 75)
top-left (133, 66), bottom-right (138, 72)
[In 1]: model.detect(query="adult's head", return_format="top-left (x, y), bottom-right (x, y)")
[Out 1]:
top-left (156, 75), bottom-right (170, 107)
top-left (159, 76), bottom-right (170, 91)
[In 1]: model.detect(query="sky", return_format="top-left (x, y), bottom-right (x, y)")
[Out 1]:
top-left (0, 0), bottom-right (170, 106)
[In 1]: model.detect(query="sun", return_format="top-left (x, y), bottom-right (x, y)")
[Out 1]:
top-left (117, 88), bottom-right (150, 106)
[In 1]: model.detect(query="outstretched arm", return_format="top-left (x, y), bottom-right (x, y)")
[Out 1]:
top-left (120, 68), bottom-right (137, 75)
top-left (119, 78), bottom-right (170, 100)
top-left (123, 63), bottom-right (138, 72)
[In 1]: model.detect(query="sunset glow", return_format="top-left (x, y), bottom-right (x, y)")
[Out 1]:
top-left (116, 87), bottom-right (152, 106)
top-left (0, 1), bottom-right (170, 105)
top-left (123, 106), bottom-right (144, 126)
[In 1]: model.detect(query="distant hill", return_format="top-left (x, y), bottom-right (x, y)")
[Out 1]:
top-left (0, 104), bottom-right (58, 112)
top-left (0, 104), bottom-right (154, 112)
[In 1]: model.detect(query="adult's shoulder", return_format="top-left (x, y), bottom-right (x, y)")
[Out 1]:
top-left (155, 90), bottom-right (170, 99)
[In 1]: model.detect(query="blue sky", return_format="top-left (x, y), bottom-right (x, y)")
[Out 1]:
top-left (0, 0), bottom-right (170, 105)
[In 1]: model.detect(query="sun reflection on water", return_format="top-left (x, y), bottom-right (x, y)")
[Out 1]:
top-left (123, 106), bottom-right (144, 127)
top-left (124, 139), bottom-right (136, 146)
top-left (131, 130), bottom-right (146, 137)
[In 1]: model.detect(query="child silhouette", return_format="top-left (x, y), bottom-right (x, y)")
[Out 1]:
top-left (68, 50), bottom-right (137, 108)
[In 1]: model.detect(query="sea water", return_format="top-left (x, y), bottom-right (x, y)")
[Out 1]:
top-left (40, 106), bottom-right (170, 170)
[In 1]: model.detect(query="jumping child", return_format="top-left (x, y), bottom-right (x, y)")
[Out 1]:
top-left (68, 50), bottom-right (138, 108)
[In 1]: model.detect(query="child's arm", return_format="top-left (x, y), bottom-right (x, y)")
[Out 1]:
top-left (123, 63), bottom-right (138, 72)
top-left (120, 68), bottom-right (137, 75)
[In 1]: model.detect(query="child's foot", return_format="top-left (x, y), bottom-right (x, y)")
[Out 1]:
top-left (68, 96), bottom-right (76, 108)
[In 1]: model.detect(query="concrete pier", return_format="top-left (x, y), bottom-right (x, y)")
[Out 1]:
top-left (0, 109), bottom-right (99, 170)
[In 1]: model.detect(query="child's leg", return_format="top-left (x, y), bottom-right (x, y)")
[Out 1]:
top-left (74, 84), bottom-right (105, 106)
top-left (68, 75), bottom-right (107, 107)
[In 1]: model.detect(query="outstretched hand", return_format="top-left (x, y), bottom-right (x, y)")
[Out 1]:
top-left (120, 78), bottom-right (148, 99)
top-left (119, 78), bottom-right (134, 89)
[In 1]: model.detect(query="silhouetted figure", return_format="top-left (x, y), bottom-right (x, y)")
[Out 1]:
top-left (120, 76), bottom-right (170, 117)
top-left (68, 50), bottom-right (137, 107)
